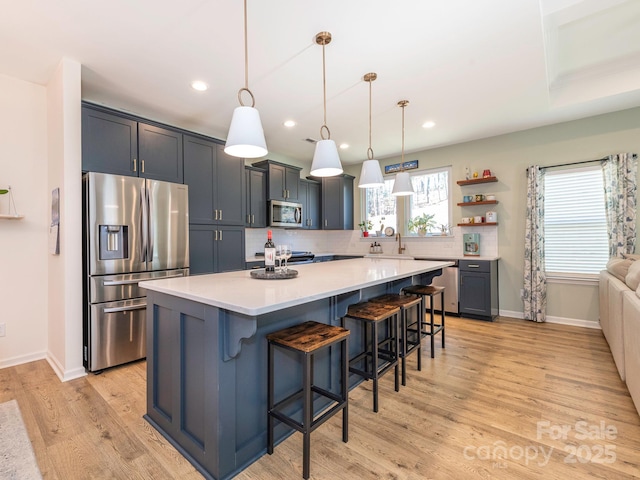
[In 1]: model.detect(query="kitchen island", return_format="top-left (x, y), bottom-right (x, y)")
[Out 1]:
top-left (140, 258), bottom-right (452, 480)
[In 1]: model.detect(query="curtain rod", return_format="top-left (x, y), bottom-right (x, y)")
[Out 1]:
top-left (527, 154), bottom-right (638, 173)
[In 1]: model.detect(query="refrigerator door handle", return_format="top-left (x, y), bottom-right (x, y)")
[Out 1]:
top-left (103, 303), bottom-right (147, 314)
top-left (147, 186), bottom-right (154, 260)
top-left (140, 184), bottom-right (149, 262)
top-left (103, 273), bottom-right (184, 286)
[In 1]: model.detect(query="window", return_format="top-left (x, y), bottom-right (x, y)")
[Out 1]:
top-left (544, 166), bottom-right (609, 275)
top-left (364, 179), bottom-right (396, 233)
top-left (406, 167), bottom-right (451, 235)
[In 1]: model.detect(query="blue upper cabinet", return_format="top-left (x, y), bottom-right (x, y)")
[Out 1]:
top-left (183, 135), bottom-right (245, 226)
top-left (82, 107), bottom-right (137, 176)
top-left (252, 160), bottom-right (301, 201)
top-left (82, 105), bottom-right (183, 184)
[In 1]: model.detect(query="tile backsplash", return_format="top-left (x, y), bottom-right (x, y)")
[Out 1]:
top-left (246, 226), bottom-right (498, 258)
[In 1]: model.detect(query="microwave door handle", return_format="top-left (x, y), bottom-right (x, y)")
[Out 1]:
top-left (295, 207), bottom-right (301, 224)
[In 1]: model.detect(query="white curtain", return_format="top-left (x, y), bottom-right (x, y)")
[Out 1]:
top-left (523, 166), bottom-right (546, 323)
top-left (602, 153), bottom-right (638, 257)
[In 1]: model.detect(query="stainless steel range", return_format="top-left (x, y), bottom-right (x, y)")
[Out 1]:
top-left (255, 251), bottom-right (315, 264)
top-left (82, 172), bottom-right (189, 372)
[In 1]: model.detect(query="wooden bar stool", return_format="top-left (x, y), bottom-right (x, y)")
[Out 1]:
top-left (401, 285), bottom-right (446, 358)
top-left (267, 321), bottom-right (350, 480)
top-left (369, 293), bottom-right (423, 386)
top-left (342, 302), bottom-right (400, 412)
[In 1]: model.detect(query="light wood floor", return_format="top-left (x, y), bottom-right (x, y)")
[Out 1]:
top-left (2, 316), bottom-right (639, 479)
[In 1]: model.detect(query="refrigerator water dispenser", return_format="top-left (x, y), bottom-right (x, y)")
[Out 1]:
top-left (99, 225), bottom-right (129, 260)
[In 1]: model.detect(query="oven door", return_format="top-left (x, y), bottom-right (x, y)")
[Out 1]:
top-left (88, 298), bottom-right (147, 371)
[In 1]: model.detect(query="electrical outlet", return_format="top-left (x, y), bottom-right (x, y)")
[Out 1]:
top-left (0, 323), bottom-right (5, 337)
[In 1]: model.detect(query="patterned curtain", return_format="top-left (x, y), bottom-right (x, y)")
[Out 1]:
top-left (523, 166), bottom-right (546, 323)
top-left (602, 153), bottom-right (638, 257)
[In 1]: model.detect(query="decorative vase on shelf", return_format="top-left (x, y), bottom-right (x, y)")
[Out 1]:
top-left (363, 231), bottom-right (369, 237)
top-left (417, 228), bottom-right (427, 237)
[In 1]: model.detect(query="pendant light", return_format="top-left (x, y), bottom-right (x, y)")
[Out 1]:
top-left (224, 0), bottom-right (268, 159)
top-left (310, 31), bottom-right (343, 177)
top-left (358, 72), bottom-right (384, 188)
top-left (391, 100), bottom-right (414, 196)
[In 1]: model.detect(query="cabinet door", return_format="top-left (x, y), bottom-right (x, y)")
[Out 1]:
top-left (284, 166), bottom-right (300, 201)
top-left (215, 226), bottom-right (246, 273)
top-left (459, 270), bottom-right (491, 317)
top-left (268, 164), bottom-right (287, 200)
top-left (247, 169), bottom-right (266, 227)
top-left (214, 145), bottom-right (245, 225)
top-left (304, 180), bottom-right (321, 230)
top-left (138, 123), bottom-right (183, 183)
top-left (189, 226), bottom-right (215, 275)
top-left (322, 177), bottom-right (343, 229)
top-left (184, 136), bottom-right (216, 224)
top-left (82, 107), bottom-right (137, 175)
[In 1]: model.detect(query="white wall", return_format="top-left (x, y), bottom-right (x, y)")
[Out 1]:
top-left (0, 74), bottom-right (49, 367)
top-left (351, 107), bottom-right (640, 325)
top-left (46, 58), bottom-right (84, 380)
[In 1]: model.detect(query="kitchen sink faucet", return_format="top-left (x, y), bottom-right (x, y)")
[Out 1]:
top-left (396, 233), bottom-right (406, 254)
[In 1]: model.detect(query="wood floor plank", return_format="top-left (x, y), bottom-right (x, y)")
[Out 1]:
top-left (2, 315), bottom-right (639, 479)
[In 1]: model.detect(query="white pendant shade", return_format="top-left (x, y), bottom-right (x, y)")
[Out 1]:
top-left (391, 171), bottom-right (414, 196)
top-left (224, 106), bottom-right (268, 158)
top-left (358, 159), bottom-right (384, 188)
top-left (310, 139), bottom-right (343, 177)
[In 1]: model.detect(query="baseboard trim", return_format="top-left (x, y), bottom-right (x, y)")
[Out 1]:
top-left (46, 353), bottom-right (87, 382)
top-left (0, 351), bottom-right (47, 370)
top-left (499, 309), bottom-right (600, 329)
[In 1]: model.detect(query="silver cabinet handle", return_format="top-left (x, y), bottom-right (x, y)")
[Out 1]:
top-left (467, 264), bottom-right (480, 268)
top-left (214, 209), bottom-right (218, 220)
top-left (103, 303), bottom-right (147, 314)
top-left (247, 214), bottom-right (250, 223)
top-left (220, 230), bottom-right (223, 241)
top-left (141, 159), bottom-right (145, 173)
top-left (215, 230), bottom-right (218, 241)
top-left (251, 214), bottom-right (255, 224)
top-left (324, 219), bottom-right (328, 227)
top-left (133, 158), bottom-right (137, 172)
top-left (219, 210), bottom-right (222, 221)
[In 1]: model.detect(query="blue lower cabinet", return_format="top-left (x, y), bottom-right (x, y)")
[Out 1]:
top-left (189, 225), bottom-right (245, 274)
top-left (459, 259), bottom-right (498, 320)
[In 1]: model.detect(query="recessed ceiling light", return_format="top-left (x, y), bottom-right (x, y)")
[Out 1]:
top-left (422, 121), bottom-right (436, 129)
top-left (191, 81), bottom-right (208, 92)
top-left (339, 143), bottom-right (349, 149)
top-left (283, 120), bottom-right (296, 127)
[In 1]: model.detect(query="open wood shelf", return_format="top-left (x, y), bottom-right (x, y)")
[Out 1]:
top-left (0, 214), bottom-right (25, 220)
top-left (457, 222), bottom-right (498, 227)
top-left (457, 176), bottom-right (498, 186)
top-left (457, 200), bottom-right (498, 206)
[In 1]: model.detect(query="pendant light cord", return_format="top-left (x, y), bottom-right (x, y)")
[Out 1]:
top-left (237, 0), bottom-right (255, 107)
top-left (368, 78), bottom-right (373, 159)
top-left (321, 40), bottom-right (329, 139)
top-left (398, 100), bottom-right (409, 170)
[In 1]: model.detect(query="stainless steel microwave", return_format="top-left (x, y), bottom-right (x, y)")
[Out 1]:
top-left (270, 200), bottom-right (302, 228)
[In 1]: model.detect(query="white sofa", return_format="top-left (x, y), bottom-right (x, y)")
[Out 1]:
top-left (599, 257), bottom-right (640, 416)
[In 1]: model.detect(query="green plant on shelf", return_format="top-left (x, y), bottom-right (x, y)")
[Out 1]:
top-left (358, 219), bottom-right (373, 232)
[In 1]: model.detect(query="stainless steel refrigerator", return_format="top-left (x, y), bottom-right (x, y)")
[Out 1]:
top-left (83, 172), bottom-right (189, 372)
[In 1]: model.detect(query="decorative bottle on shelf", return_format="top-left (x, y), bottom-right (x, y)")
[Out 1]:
top-left (264, 230), bottom-right (276, 272)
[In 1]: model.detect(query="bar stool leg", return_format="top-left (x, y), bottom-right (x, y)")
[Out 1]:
top-left (417, 299), bottom-right (423, 371)
top-left (372, 321), bottom-right (379, 413)
top-left (400, 310), bottom-right (407, 386)
top-left (441, 291), bottom-right (446, 348)
top-left (393, 312), bottom-right (400, 392)
top-left (342, 338), bottom-right (348, 443)
top-left (302, 351), bottom-right (312, 480)
top-left (267, 341), bottom-right (274, 455)
top-left (429, 298), bottom-right (436, 358)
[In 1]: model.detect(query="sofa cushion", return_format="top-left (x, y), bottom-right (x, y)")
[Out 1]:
top-left (626, 260), bottom-right (640, 291)
top-left (607, 257), bottom-right (634, 282)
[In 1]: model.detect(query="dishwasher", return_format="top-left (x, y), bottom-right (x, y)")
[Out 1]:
top-left (422, 259), bottom-right (459, 314)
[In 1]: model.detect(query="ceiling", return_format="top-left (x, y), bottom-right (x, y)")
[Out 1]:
top-left (2, 0), bottom-right (640, 166)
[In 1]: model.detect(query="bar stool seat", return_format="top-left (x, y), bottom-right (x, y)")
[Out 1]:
top-left (342, 302), bottom-right (400, 412)
top-left (369, 294), bottom-right (423, 385)
top-left (267, 321), bottom-right (350, 479)
top-left (401, 285), bottom-right (446, 358)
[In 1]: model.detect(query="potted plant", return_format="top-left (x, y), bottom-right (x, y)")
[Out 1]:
top-left (358, 220), bottom-right (373, 237)
top-left (408, 213), bottom-right (437, 237)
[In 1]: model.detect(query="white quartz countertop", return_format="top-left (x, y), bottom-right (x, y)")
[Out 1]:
top-left (140, 258), bottom-right (453, 316)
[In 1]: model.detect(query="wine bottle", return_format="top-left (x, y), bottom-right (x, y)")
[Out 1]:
top-left (264, 230), bottom-right (276, 272)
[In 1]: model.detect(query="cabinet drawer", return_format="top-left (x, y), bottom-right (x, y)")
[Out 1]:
top-left (459, 260), bottom-right (490, 272)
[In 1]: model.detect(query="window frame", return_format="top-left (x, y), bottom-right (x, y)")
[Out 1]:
top-left (403, 165), bottom-right (453, 236)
